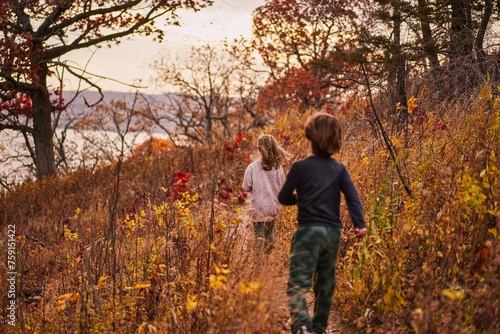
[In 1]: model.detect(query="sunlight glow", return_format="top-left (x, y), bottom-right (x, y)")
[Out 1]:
top-left (55, 0), bottom-right (265, 94)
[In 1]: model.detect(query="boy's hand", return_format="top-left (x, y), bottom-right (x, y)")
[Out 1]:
top-left (354, 228), bottom-right (366, 238)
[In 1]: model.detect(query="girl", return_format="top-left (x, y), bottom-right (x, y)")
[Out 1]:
top-left (242, 134), bottom-right (292, 255)
top-left (278, 112), bottom-right (366, 334)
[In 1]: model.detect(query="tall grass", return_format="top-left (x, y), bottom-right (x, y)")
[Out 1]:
top-left (1, 85), bottom-right (499, 333)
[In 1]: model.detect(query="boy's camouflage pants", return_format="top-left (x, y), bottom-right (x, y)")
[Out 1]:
top-left (287, 226), bottom-right (342, 334)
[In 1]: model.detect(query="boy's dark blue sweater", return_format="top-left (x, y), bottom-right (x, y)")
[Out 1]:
top-left (278, 155), bottom-right (366, 229)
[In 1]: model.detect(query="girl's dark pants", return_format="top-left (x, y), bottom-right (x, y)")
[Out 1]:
top-left (253, 220), bottom-right (276, 255)
top-left (287, 226), bottom-right (341, 334)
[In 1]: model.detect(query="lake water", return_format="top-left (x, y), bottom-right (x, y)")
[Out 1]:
top-left (0, 129), bottom-right (170, 186)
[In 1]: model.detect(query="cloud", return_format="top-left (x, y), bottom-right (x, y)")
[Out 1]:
top-left (55, 0), bottom-right (266, 93)
top-left (168, 0), bottom-right (265, 42)
top-left (205, 0), bottom-right (266, 16)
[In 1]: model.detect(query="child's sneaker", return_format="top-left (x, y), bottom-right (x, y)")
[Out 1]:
top-left (295, 325), bottom-right (314, 334)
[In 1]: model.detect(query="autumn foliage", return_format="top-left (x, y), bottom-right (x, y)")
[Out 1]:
top-left (1, 82), bottom-right (499, 333)
top-left (251, 0), bottom-right (362, 113)
top-left (0, 0), bottom-right (212, 178)
top-left (1, 0), bottom-right (500, 331)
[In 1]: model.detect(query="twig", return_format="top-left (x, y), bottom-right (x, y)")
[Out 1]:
top-left (24, 233), bottom-right (46, 247)
top-left (360, 61), bottom-right (412, 197)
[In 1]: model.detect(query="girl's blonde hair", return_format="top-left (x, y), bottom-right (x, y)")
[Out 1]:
top-left (257, 134), bottom-right (292, 171)
top-left (305, 112), bottom-right (342, 157)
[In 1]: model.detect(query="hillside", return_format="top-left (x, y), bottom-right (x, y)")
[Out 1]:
top-left (0, 91), bottom-right (176, 185)
top-left (1, 86), bottom-right (499, 333)
top-left (59, 90), bottom-right (176, 131)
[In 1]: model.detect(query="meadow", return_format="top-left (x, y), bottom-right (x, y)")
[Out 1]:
top-left (1, 85), bottom-right (499, 333)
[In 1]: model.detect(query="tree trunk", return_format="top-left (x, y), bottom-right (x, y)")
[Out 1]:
top-left (475, 0), bottom-right (493, 75)
top-left (417, 0), bottom-right (444, 88)
top-left (450, 0), bottom-right (474, 60)
top-left (31, 86), bottom-right (57, 179)
top-left (390, 0), bottom-right (407, 120)
top-left (449, 0), bottom-right (474, 94)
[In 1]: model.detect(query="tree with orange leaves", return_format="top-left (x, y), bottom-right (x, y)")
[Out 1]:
top-left (251, 0), bottom-right (364, 113)
top-left (0, 0), bottom-right (212, 179)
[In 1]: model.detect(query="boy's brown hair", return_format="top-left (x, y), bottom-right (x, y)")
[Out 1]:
top-left (257, 134), bottom-right (292, 171)
top-left (305, 112), bottom-right (342, 158)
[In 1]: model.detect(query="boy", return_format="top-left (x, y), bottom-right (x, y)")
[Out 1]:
top-left (278, 113), bottom-right (366, 334)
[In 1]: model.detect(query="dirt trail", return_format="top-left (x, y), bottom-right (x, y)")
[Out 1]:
top-left (238, 226), bottom-right (359, 333)
top-left (268, 267), bottom-right (360, 334)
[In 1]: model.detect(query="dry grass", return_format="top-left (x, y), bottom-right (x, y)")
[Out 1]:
top-left (1, 85), bottom-right (499, 333)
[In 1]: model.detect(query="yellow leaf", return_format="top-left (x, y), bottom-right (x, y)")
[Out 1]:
top-left (57, 293), bottom-right (79, 310)
top-left (239, 282), bottom-right (250, 294)
top-left (134, 283), bottom-right (151, 290)
top-left (214, 263), bottom-right (229, 274)
top-left (209, 274), bottom-right (226, 290)
top-left (239, 281), bottom-right (263, 295)
top-left (57, 293), bottom-right (76, 302)
top-left (442, 289), bottom-right (465, 300)
top-left (98, 275), bottom-right (109, 285)
top-left (137, 322), bottom-right (157, 334)
top-left (63, 224), bottom-right (79, 241)
top-left (186, 294), bottom-right (197, 311)
top-left (413, 308), bottom-right (423, 315)
top-left (407, 96), bottom-right (418, 114)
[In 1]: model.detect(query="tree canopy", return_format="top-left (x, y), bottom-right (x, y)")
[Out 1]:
top-left (251, 0), bottom-right (364, 112)
top-left (0, 0), bottom-right (212, 179)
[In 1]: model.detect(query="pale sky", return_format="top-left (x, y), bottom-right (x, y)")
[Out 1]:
top-left (58, 0), bottom-right (265, 94)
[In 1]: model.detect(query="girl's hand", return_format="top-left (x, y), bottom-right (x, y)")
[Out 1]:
top-left (354, 228), bottom-right (366, 238)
